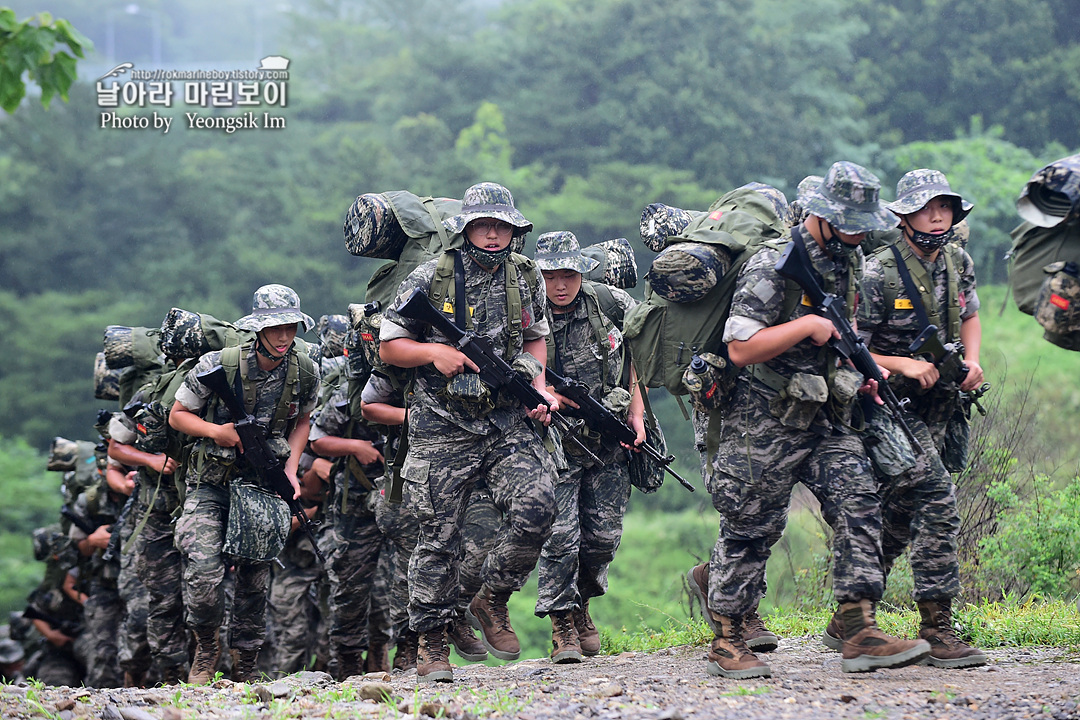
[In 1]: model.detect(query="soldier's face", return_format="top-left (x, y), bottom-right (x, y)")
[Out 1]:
top-left (542, 269), bottom-right (582, 307)
top-left (259, 323), bottom-right (298, 357)
top-left (466, 218), bottom-right (514, 252)
top-left (902, 196), bottom-right (955, 235)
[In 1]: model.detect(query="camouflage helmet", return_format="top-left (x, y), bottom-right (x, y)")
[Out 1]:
top-left (887, 169), bottom-right (973, 224)
top-left (316, 314), bottom-right (349, 358)
top-left (787, 175), bottom-right (824, 227)
top-left (0, 637), bottom-right (24, 665)
top-left (1016, 153), bottom-right (1080, 228)
top-left (800, 162), bottom-right (898, 233)
top-left (32, 525), bottom-right (62, 562)
top-left (235, 284), bottom-right (315, 333)
top-left (443, 182), bottom-right (533, 236)
top-left (533, 231), bottom-right (599, 274)
top-left (47, 437), bottom-right (80, 472)
top-left (740, 182), bottom-right (790, 224)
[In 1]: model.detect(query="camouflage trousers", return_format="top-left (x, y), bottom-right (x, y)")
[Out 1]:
top-left (135, 501), bottom-right (188, 672)
top-left (84, 575), bottom-right (123, 687)
top-left (707, 381), bottom-right (884, 616)
top-left (369, 535), bottom-right (396, 648)
top-left (24, 634), bottom-right (91, 688)
top-left (117, 522), bottom-right (150, 676)
top-left (458, 484), bottom-right (501, 616)
top-left (535, 453), bottom-right (631, 616)
top-left (320, 488), bottom-right (384, 660)
top-left (402, 420), bottom-right (556, 633)
top-left (877, 410), bottom-right (961, 601)
top-left (375, 479), bottom-right (419, 635)
top-left (266, 528), bottom-right (328, 675)
top-left (175, 482), bottom-right (271, 650)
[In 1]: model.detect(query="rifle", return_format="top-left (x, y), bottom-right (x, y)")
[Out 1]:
top-left (545, 368), bottom-right (695, 492)
top-left (392, 288), bottom-right (603, 466)
top-left (22, 604), bottom-right (83, 639)
top-left (908, 325), bottom-right (969, 386)
top-left (960, 382), bottom-right (992, 417)
top-left (774, 239), bottom-right (923, 454)
top-left (59, 505), bottom-right (105, 537)
top-left (195, 365), bottom-right (326, 564)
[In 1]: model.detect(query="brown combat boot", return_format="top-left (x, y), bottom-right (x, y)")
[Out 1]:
top-left (335, 649), bottom-right (364, 680)
top-left (467, 586), bottom-right (520, 661)
top-left (160, 663), bottom-right (187, 686)
top-left (230, 648), bottom-right (260, 683)
top-left (743, 609), bottom-right (779, 652)
top-left (917, 600), bottom-right (988, 668)
top-left (447, 612), bottom-right (488, 662)
top-left (417, 627), bottom-right (453, 683)
top-left (364, 641), bottom-right (390, 674)
top-left (123, 670), bottom-right (145, 688)
top-left (573, 601), bottom-right (600, 656)
top-left (840, 599), bottom-right (930, 673)
top-left (686, 563), bottom-right (719, 635)
top-left (821, 607), bottom-right (844, 651)
top-left (706, 613), bottom-right (771, 679)
top-left (549, 611), bottom-right (583, 664)
top-left (187, 627), bottom-right (221, 685)
top-left (392, 630), bottom-right (418, 672)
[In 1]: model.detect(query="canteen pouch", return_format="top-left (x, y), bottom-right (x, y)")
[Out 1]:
top-left (941, 406), bottom-right (970, 474)
top-left (222, 481), bottom-right (291, 563)
top-left (439, 372), bottom-right (495, 419)
top-left (828, 366), bottom-right (864, 426)
top-left (863, 407), bottom-right (917, 478)
top-left (1034, 261), bottom-right (1080, 350)
top-left (769, 372), bottom-right (828, 431)
top-left (681, 352), bottom-right (730, 412)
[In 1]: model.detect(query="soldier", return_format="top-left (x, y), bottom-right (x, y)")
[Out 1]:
top-left (380, 182), bottom-right (558, 682)
top-left (832, 169), bottom-right (986, 668)
top-left (689, 162), bottom-right (931, 678)
top-left (0, 635), bottom-right (25, 684)
top-left (169, 284), bottom-right (319, 684)
top-left (531, 231), bottom-right (644, 663)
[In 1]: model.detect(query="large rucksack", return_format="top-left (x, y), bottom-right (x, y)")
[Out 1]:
top-left (623, 187), bottom-right (794, 397)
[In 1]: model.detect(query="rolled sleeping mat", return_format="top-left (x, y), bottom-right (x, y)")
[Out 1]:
top-left (647, 242), bottom-right (734, 304)
top-left (582, 237), bottom-right (639, 289)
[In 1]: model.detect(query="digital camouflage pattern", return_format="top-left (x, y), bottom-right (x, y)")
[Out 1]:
top-left (442, 182), bottom-right (532, 236)
top-left (116, 510), bottom-right (150, 678)
top-left (317, 314), bottom-right (349, 358)
top-left (222, 482), bottom-right (291, 562)
top-left (1017, 152), bottom-right (1080, 227)
top-left (886, 169), bottom-right (973, 221)
top-left (581, 237), bottom-right (638, 290)
top-left (800, 161), bottom-right (898, 234)
top-left (94, 353), bottom-right (122, 401)
top-left (639, 202), bottom-right (698, 252)
top-left (648, 242), bottom-right (732, 303)
top-left (235, 284), bottom-right (315, 333)
top-left (787, 175), bottom-right (824, 227)
top-left (457, 485), bottom-right (502, 615)
top-left (344, 192), bottom-right (410, 259)
top-left (134, 496), bottom-right (188, 673)
top-left (534, 232), bottom-right (599, 274)
top-left (158, 308), bottom-right (204, 358)
top-left (103, 326), bottom-right (162, 370)
top-left (267, 523), bottom-right (328, 674)
top-left (1034, 261), bottom-right (1080, 350)
top-left (47, 436), bottom-right (81, 472)
top-left (740, 182), bottom-right (790, 225)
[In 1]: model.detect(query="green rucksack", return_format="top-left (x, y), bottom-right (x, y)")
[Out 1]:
top-left (623, 187), bottom-right (796, 398)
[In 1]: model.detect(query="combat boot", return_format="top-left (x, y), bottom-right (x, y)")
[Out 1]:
top-left (549, 611), bottom-right (583, 664)
top-left (160, 663), bottom-right (187, 686)
top-left (123, 670), bottom-right (145, 688)
top-left (447, 612), bottom-right (488, 662)
top-left (467, 585), bottom-right (520, 661)
top-left (417, 627), bottom-right (453, 683)
top-left (743, 609), bottom-right (779, 652)
top-left (392, 630), bottom-right (418, 672)
top-left (686, 563), bottom-right (719, 635)
top-left (706, 613), bottom-right (771, 679)
top-left (187, 627), bottom-right (221, 685)
top-left (573, 601), bottom-right (600, 656)
top-left (840, 598), bottom-right (930, 673)
top-left (917, 599), bottom-right (988, 668)
top-left (335, 650), bottom-right (364, 680)
top-left (230, 648), bottom-right (260, 683)
top-left (364, 641), bottom-right (390, 674)
top-left (821, 607), bottom-right (844, 651)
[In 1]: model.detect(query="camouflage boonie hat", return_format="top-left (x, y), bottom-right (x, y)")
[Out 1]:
top-left (32, 525), bottom-right (63, 562)
top-left (801, 162), bottom-right (898, 233)
top-left (443, 182), bottom-right (532, 236)
top-left (235, 284), bottom-right (315, 333)
top-left (640, 203), bottom-right (695, 252)
top-left (534, 231), bottom-right (599, 274)
top-left (316, 314), bottom-right (349, 358)
top-left (0, 638), bottom-right (23, 665)
top-left (740, 182), bottom-right (790, 223)
top-left (1017, 153), bottom-right (1080, 228)
top-left (887, 169), bottom-right (973, 223)
top-left (787, 175), bottom-right (824, 226)
top-left (647, 242), bottom-right (731, 303)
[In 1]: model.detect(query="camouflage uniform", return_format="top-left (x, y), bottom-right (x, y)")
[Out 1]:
top-left (532, 233), bottom-right (640, 617)
top-left (380, 238), bottom-right (556, 635)
top-left (309, 384), bottom-right (385, 672)
top-left (173, 339), bottom-right (319, 654)
top-left (266, 513), bottom-right (328, 675)
top-left (857, 175), bottom-right (980, 602)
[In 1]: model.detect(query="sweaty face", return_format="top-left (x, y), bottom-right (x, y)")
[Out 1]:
top-left (258, 323), bottom-right (298, 358)
top-left (902, 196), bottom-right (955, 236)
top-left (465, 218), bottom-right (514, 252)
top-left (541, 269), bottom-right (583, 307)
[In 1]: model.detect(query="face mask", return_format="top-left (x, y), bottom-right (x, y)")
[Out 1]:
top-left (464, 241), bottom-right (513, 269)
top-left (906, 226), bottom-right (954, 253)
top-left (820, 221), bottom-right (857, 260)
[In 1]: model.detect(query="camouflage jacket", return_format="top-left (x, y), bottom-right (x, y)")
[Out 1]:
top-left (308, 383), bottom-right (385, 496)
top-left (381, 253), bottom-right (550, 436)
top-left (548, 285), bottom-right (637, 397)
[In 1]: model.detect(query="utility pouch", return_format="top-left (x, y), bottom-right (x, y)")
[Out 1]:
top-left (769, 372), bottom-right (828, 430)
top-left (941, 406), bottom-right (970, 473)
top-left (1035, 261), bottom-right (1080, 350)
top-left (863, 407), bottom-right (917, 478)
top-left (829, 366), bottom-right (864, 426)
top-left (439, 373), bottom-right (495, 419)
top-left (681, 352), bottom-right (730, 412)
top-left (222, 480), bottom-right (291, 563)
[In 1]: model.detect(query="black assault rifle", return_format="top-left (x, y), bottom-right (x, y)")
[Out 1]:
top-left (393, 288), bottom-right (603, 465)
top-left (908, 325), bottom-right (968, 386)
top-left (774, 240), bottom-right (923, 454)
top-left (196, 365), bottom-right (326, 564)
top-left (545, 368), bottom-right (695, 492)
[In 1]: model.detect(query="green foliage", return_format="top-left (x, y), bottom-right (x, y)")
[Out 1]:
top-left (0, 7), bottom-right (91, 113)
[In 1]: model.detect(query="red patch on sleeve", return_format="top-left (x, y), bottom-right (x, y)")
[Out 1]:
top-left (521, 309), bottom-right (532, 327)
top-left (1051, 294), bottom-right (1070, 311)
top-left (709, 210), bottom-right (724, 221)
top-left (361, 332), bottom-right (374, 342)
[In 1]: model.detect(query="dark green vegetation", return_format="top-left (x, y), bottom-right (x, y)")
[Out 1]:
top-left (2, 0), bottom-right (1080, 655)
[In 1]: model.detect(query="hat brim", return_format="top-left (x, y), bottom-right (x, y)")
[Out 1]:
top-left (444, 209), bottom-right (533, 235)
top-left (235, 311), bottom-right (315, 333)
top-left (801, 188), bottom-right (899, 233)
top-left (886, 188), bottom-right (973, 224)
top-left (535, 254), bottom-right (599, 273)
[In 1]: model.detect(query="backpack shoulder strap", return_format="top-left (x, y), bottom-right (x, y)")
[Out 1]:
top-left (944, 242), bottom-right (963, 340)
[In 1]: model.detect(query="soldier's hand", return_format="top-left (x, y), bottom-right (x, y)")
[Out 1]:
top-left (622, 413), bottom-right (647, 451)
top-left (89, 525), bottom-right (112, 550)
top-left (312, 457), bottom-right (333, 482)
top-left (352, 439), bottom-right (384, 466)
top-left (803, 315), bottom-right (840, 346)
top-left (212, 422), bottom-right (243, 452)
top-left (285, 470), bottom-right (301, 500)
top-left (960, 360), bottom-right (984, 391)
top-left (44, 626), bottom-right (73, 647)
top-left (157, 455), bottom-right (178, 475)
top-left (546, 386), bottom-right (578, 410)
top-left (900, 357), bottom-right (939, 390)
top-left (430, 344), bottom-right (480, 377)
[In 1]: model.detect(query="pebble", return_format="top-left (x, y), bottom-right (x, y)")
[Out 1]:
top-left (162, 709), bottom-right (183, 720)
top-left (358, 682), bottom-right (395, 703)
top-left (117, 708), bottom-right (156, 720)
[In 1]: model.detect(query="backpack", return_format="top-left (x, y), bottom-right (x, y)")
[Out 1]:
top-left (623, 187), bottom-right (795, 397)
top-left (1009, 219), bottom-right (1080, 350)
top-left (546, 281), bottom-right (629, 394)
